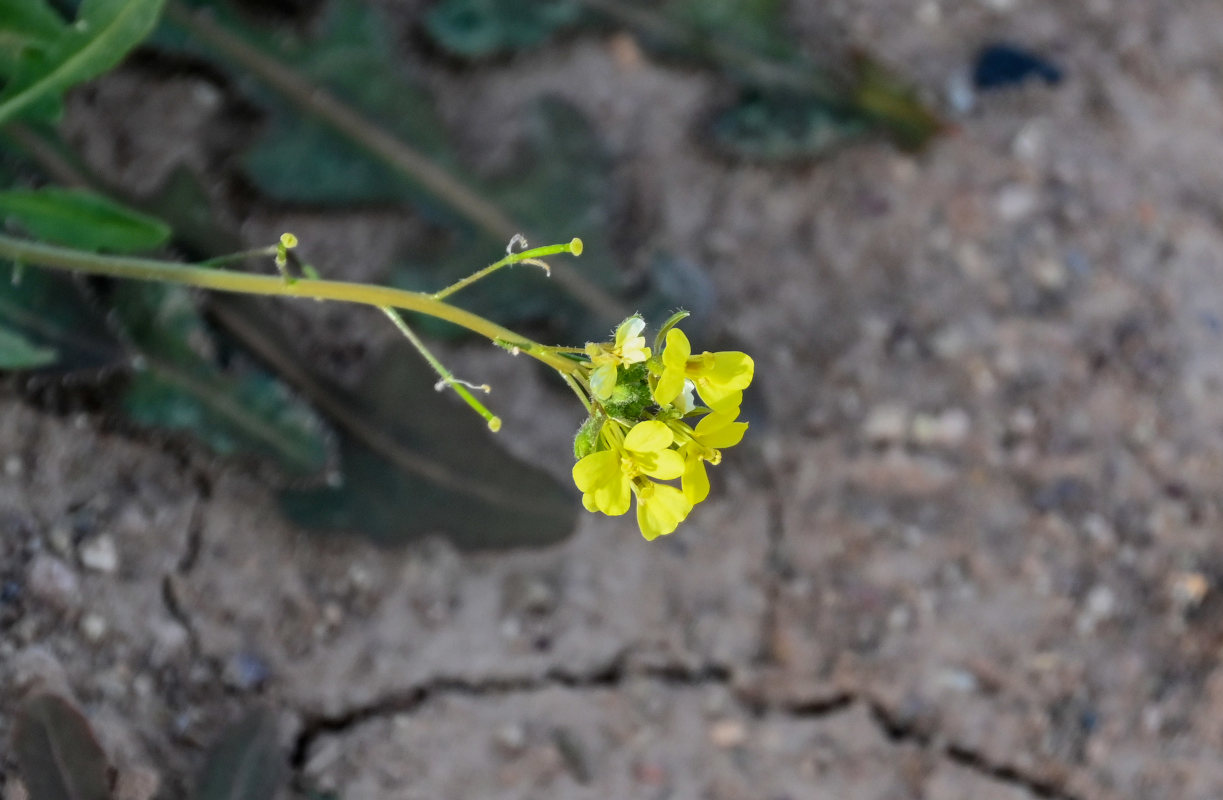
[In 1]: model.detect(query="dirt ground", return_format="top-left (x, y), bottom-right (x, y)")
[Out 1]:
top-left (5, 0), bottom-right (1223, 798)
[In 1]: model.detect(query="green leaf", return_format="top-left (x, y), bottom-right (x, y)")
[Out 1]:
top-left (0, 0), bottom-right (67, 78)
top-left (0, 322), bottom-right (58, 368)
top-left (195, 707), bottom-right (283, 800)
top-left (710, 89), bottom-right (871, 160)
top-left (0, 0), bottom-right (66, 44)
top-left (422, 0), bottom-right (943, 155)
top-left (425, 0), bottom-right (580, 58)
top-left (110, 282), bottom-right (333, 478)
top-left (396, 98), bottom-right (624, 342)
top-left (0, 0), bottom-right (168, 126)
top-left (280, 339), bottom-right (576, 549)
top-left (0, 187), bottom-right (172, 252)
top-left (235, 0), bottom-right (460, 207)
top-left (0, 260), bottom-right (124, 372)
top-left (650, 0), bottom-right (797, 63)
top-left (848, 54), bottom-right (946, 151)
top-left (12, 693), bottom-right (112, 800)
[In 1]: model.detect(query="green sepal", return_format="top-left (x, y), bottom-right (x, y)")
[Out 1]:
top-left (573, 411), bottom-right (605, 460)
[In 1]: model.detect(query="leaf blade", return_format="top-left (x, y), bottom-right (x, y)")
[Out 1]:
top-left (195, 707), bottom-right (283, 800)
top-left (0, 187), bottom-right (172, 253)
top-left (0, 322), bottom-right (58, 368)
top-left (110, 282), bottom-right (333, 478)
top-left (12, 693), bottom-right (112, 800)
top-left (0, 0), bottom-right (167, 126)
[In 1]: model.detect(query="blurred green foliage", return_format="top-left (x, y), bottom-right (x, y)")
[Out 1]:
top-left (195, 707), bottom-right (284, 800)
top-left (0, 0), bottom-right (167, 125)
top-left (424, 0), bottom-right (943, 159)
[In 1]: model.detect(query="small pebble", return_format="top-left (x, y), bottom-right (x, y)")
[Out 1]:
top-left (945, 71), bottom-right (976, 114)
top-left (521, 579), bottom-right (556, 615)
top-left (1170, 572), bottom-right (1209, 611)
top-left (224, 651), bottom-right (271, 691)
top-left (113, 766), bottom-right (161, 800)
top-left (709, 719), bottom-right (748, 748)
top-left (26, 555), bottom-right (81, 611)
top-left (934, 668), bottom-right (979, 693)
top-left (493, 723), bottom-right (528, 756)
top-left (994, 184), bottom-right (1038, 223)
top-left (79, 534), bottom-right (119, 574)
top-left (47, 523), bottom-right (74, 557)
top-left (80, 613), bottom-right (108, 642)
top-left (863, 404), bottom-right (909, 444)
top-left (1032, 257), bottom-right (1068, 290)
top-left (322, 602), bottom-right (343, 627)
top-left (911, 408), bottom-right (971, 448)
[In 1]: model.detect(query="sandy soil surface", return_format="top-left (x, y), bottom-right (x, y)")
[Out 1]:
top-left (5, 1), bottom-right (1223, 798)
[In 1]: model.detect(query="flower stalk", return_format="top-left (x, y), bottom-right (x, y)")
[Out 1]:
top-left (0, 230), bottom-right (754, 541)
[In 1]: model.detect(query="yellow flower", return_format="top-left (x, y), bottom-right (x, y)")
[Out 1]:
top-left (653, 328), bottom-right (754, 412)
top-left (673, 409), bottom-right (748, 504)
top-left (572, 420), bottom-right (682, 516)
top-left (586, 316), bottom-right (651, 400)
top-left (635, 481), bottom-right (691, 541)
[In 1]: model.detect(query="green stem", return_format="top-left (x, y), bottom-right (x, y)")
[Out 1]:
top-left (380, 307), bottom-right (501, 431)
top-left (433, 238), bottom-right (582, 300)
top-left (561, 372), bottom-right (592, 414)
top-left (0, 233), bottom-right (577, 374)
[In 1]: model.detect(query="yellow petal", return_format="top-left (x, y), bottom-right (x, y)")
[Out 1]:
top-left (621, 342), bottom-right (651, 363)
top-left (573, 451), bottom-right (631, 516)
top-left (696, 412), bottom-right (748, 449)
top-left (705, 351), bottom-right (754, 390)
top-left (572, 450), bottom-right (619, 493)
top-left (682, 456), bottom-right (710, 505)
top-left (598, 478), bottom-right (632, 516)
top-left (590, 363), bottom-right (617, 400)
top-left (635, 484), bottom-right (692, 541)
top-left (663, 328), bottom-right (691, 369)
top-left (694, 383), bottom-right (742, 412)
top-left (615, 316), bottom-right (646, 348)
top-left (639, 447), bottom-right (684, 480)
top-left (624, 420), bottom-right (673, 453)
top-left (653, 369), bottom-right (686, 406)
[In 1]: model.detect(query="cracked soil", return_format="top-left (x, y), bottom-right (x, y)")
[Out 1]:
top-left (5, 1), bottom-right (1223, 798)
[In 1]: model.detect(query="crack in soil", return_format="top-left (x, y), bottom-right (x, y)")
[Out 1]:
top-left (752, 442), bottom-right (788, 668)
top-left (866, 700), bottom-right (1083, 800)
top-left (288, 654), bottom-right (1078, 800)
top-left (159, 474), bottom-right (211, 659)
top-left (288, 652), bottom-right (734, 769)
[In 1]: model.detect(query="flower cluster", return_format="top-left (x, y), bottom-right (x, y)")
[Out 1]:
top-left (571, 315), bottom-right (753, 540)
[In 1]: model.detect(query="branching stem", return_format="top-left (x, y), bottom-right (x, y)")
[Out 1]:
top-left (0, 232), bottom-right (578, 375)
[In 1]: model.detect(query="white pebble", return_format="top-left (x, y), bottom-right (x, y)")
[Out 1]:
top-left (863, 404), bottom-right (909, 444)
top-left (994, 184), bottom-right (1038, 223)
top-left (80, 613), bottom-right (108, 642)
top-left (79, 534), bottom-right (119, 574)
